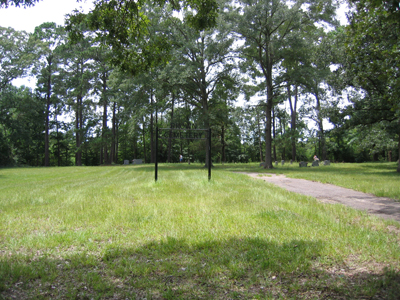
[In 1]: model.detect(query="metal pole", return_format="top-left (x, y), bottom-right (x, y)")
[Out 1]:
top-left (155, 126), bottom-right (158, 182)
top-left (208, 128), bottom-right (211, 181)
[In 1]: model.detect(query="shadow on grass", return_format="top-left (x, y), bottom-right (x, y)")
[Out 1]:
top-left (1, 237), bottom-right (399, 299)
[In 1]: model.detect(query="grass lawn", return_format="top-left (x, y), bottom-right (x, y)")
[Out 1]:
top-left (222, 161), bottom-right (400, 200)
top-left (0, 163), bottom-right (399, 299)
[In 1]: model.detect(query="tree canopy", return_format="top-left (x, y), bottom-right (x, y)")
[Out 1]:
top-left (0, 0), bottom-right (39, 8)
top-left (0, 0), bottom-right (399, 171)
top-left (344, 0), bottom-right (400, 171)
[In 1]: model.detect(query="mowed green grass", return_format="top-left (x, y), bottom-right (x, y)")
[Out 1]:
top-left (222, 161), bottom-right (400, 200)
top-left (0, 164), bottom-right (399, 299)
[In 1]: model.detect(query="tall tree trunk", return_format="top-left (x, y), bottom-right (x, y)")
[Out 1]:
top-left (143, 117), bottom-right (147, 163)
top-left (262, 40), bottom-right (273, 169)
top-left (65, 146), bottom-right (68, 166)
top-left (110, 101), bottom-right (116, 164)
top-left (203, 99), bottom-right (211, 167)
top-left (272, 107), bottom-right (277, 162)
top-left (199, 37), bottom-right (212, 168)
top-left (315, 93), bottom-right (326, 160)
top-left (288, 84), bottom-right (298, 161)
top-left (280, 107), bottom-right (286, 160)
top-left (221, 124), bottom-right (226, 163)
top-left (44, 58), bottom-right (52, 167)
top-left (264, 97), bottom-right (273, 169)
top-left (101, 72), bottom-right (109, 165)
top-left (115, 107), bottom-right (119, 163)
top-left (44, 95), bottom-right (50, 166)
top-left (257, 109), bottom-right (263, 162)
top-left (55, 109), bottom-right (60, 167)
top-left (79, 95), bottom-right (84, 165)
top-left (133, 124), bottom-right (138, 160)
top-left (150, 92), bottom-right (154, 163)
top-left (75, 94), bottom-right (82, 166)
top-left (397, 118), bottom-right (400, 173)
top-left (156, 95), bottom-right (160, 158)
top-left (75, 61), bottom-right (84, 166)
top-left (168, 94), bottom-right (175, 163)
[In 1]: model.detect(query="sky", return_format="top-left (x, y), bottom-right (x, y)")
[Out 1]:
top-left (0, 0), bottom-right (93, 33)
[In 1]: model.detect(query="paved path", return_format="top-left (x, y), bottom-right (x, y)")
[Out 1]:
top-left (241, 173), bottom-right (400, 223)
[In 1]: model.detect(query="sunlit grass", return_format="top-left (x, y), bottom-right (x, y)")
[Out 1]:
top-left (0, 164), bottom-right (399, 299)
top-left (221, 161), bottom-right (400, 200)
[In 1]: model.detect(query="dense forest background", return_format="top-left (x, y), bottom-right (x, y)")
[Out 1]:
top-left (0, 0), bottom-right (399, 171)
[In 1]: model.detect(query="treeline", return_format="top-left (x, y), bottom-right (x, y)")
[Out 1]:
top-left (0, 0), bottom-right (399, 170)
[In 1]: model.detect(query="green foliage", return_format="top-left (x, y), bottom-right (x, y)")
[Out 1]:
top-left (227, 0), bottom-right (339, 167)
top-left (66, 0), bottom-right (219, 75)
top-left (0, 26), bottom-right (36, 91)
top-left (0, 0), bottom-right (38, 8)
top-left (0, 85), bottom-right (44, 166)
top-left (345, 0), bottom-right (400, 106)
top-left (343, 0), bottom-right (400, 171)
top-left (1, 0), bottom-right (399, 170)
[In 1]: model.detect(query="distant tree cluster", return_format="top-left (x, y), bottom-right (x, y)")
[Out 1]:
top-left (0, 0), bottom-right (399, 171)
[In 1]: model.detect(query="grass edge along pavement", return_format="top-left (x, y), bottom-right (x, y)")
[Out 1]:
top-left (240, 171), bottom-right (400, 223)
top-left (0, 164), bottom-right (399, 299)
top-left (218, 161), bottom-right (400, 201)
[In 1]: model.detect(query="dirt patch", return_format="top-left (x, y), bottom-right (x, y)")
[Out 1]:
top-left (240, 172), bottom-right (400, 224)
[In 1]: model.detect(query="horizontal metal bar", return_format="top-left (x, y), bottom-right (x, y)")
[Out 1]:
top-left (159, 128), bottom-right (208, 131)
top-left (159, 137), bottom-right (207, 140)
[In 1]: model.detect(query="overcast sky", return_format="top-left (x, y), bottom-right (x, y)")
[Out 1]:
top-left (0, 0), bottom-right (93, 33)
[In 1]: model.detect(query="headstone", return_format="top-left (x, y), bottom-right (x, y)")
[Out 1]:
top-left (290, 159), bottom-right (293, 164)
top-left (259, 162), bottom-right (265, 167)
top-left (299, 161), bottom-right (308, 167)
top-left (281, 160), bottom-right (285, 166)
top-left (324, 160), bottom-right (330, 166)
top-left (124, 160), bottom-right (129, 165)
top-left (132, 159), bottom-right (143, 165)
top-left (275, 161), bottom-right (278, 166)
top-left (312, 161), bottom-right (319, 167)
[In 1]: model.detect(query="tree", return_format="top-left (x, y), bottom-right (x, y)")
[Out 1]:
top-left (0, 0), bottom-right (39, 8)
top-left (164, 9), bottom-right (237, 166)
top-left (0, 85), bottom-right (44, 166)
top-left (0, 26), bottom-right (35, 91)
top-left (2, 0), bottom-right (220, 75)
top-left (229, 0), bottom-right (338, 168)
top-left (281, 27), bottom-right (330, 162)
top-left (212, 76), bottom-right (240, 163)
top-left (301, 30), bottom-right (338, 160)
top-left (286, 84), bottom-right (299, 160)
top-left (32, 22), bottom-right (66, 166)
top-left (66, 0), bottom-right (219, 76)
top-left (91, 45), bottom-right (114, 164)
top-left (60, 31), bottom-right (95, 166)
top-left (344, 0), bottom-right (400, 171)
